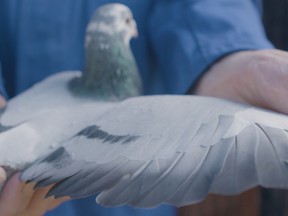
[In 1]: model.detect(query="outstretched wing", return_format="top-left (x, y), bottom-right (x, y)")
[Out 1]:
top-left (21, 95), bottom-right (288, 207)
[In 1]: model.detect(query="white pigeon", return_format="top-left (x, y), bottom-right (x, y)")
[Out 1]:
top-left (0, 3), bottom-right (139, 184)
top-left (0, 3), bottom-right (288, 209)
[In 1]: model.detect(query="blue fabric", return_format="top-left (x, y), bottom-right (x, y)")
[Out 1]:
top-left (45, 197), bottom-right (175, 216)
top-left (148, 0), bottom-right (273, 94)
top-left (0, 0), bottom-right (273, 215)
top-left (0, 0), bottom-right (273, 96)
top-left (0, 64), bottom-right (8, 98)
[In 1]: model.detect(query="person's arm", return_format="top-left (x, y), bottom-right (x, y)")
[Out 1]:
top-left (195, 49), bottom-right (288, 114)
top-left (148, 0), bottom-right (273, 94)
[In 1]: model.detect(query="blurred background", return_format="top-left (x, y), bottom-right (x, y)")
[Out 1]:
top-left (261, 1), bottom-right (288, 215)
top-left (263, 0), bottom-right (288, 50)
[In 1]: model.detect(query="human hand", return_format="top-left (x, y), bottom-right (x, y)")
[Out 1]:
top-left (0, 170), bottom-right (69, 216)
top-left (0, 96), bottom-right (69, 216)
top-left (194, 49), bottom-right (288, 114)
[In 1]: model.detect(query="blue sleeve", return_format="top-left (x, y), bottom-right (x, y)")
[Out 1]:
top-left (0, 63), bottom-right (8, 98)
top-left (148, 0), bottom-right (274, 93)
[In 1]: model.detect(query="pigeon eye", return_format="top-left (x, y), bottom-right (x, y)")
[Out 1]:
top-left (125, 18), bottom-right (131, 24)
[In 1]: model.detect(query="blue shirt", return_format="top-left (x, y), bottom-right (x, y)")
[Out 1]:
top-left (0, 0), bottom-right (273, 215)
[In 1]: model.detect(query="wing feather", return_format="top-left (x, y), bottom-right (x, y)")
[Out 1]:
top-left (21, 95), bottom-right (288, 207)
top-left (210, 125), bottom-right (258, 194)
top-left (255, 124), bottom-right (288, 188)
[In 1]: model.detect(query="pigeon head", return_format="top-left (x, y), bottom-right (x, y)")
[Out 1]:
top-left (85, 3), bottom-right (138, 47)
top-left (69, 3), bottom-right (142, 101)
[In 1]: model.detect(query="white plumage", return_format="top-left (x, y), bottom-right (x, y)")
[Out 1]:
top-left (12, 72), bottom-right (288, 207)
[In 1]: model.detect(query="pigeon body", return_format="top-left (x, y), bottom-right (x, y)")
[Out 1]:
top-left (0, 2), bottom-right (288, 209)
top-left (0, 72), bottom-right (114, 171)
top-left (0, 4), bottom-right (138, 177)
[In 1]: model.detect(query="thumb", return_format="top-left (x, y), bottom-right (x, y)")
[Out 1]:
top-left (0, 167), bottom-right (7, 185)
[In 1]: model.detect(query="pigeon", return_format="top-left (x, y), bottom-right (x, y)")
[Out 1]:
top-left (0, 2), bottom-right (287, 209)
top-left (0, 3), bottom-right (140, 183)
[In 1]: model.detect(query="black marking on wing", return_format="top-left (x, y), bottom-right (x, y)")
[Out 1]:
top-left (0, 124), bottom-right (13, 133)
top-left (43, 147), bottom-right (72, 168)
top-left (76, 125), bottom-right (139, 144)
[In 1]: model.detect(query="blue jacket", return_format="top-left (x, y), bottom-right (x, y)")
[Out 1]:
top-left (0, 0), bottom-right (273, 215)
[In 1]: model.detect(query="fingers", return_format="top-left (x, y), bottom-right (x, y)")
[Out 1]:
top-left (25, 184), bottom-right (70, 215)
top-left (0, 173), bottom-right (70, 216)
top-left (47, 196), bottom-right (70, 211)
top-left (0, 173), bottom-right (34, 215)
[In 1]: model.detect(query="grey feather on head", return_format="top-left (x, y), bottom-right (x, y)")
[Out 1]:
top-left (69, 3), bottom-right (141, 101)
top-left (86, 3), bottom-right (138, 47)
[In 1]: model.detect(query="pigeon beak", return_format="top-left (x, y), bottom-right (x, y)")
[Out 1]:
top-left (133, 29), bottom-right (138, 38)
top-left (132, 20), bottom-right (138, 38)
